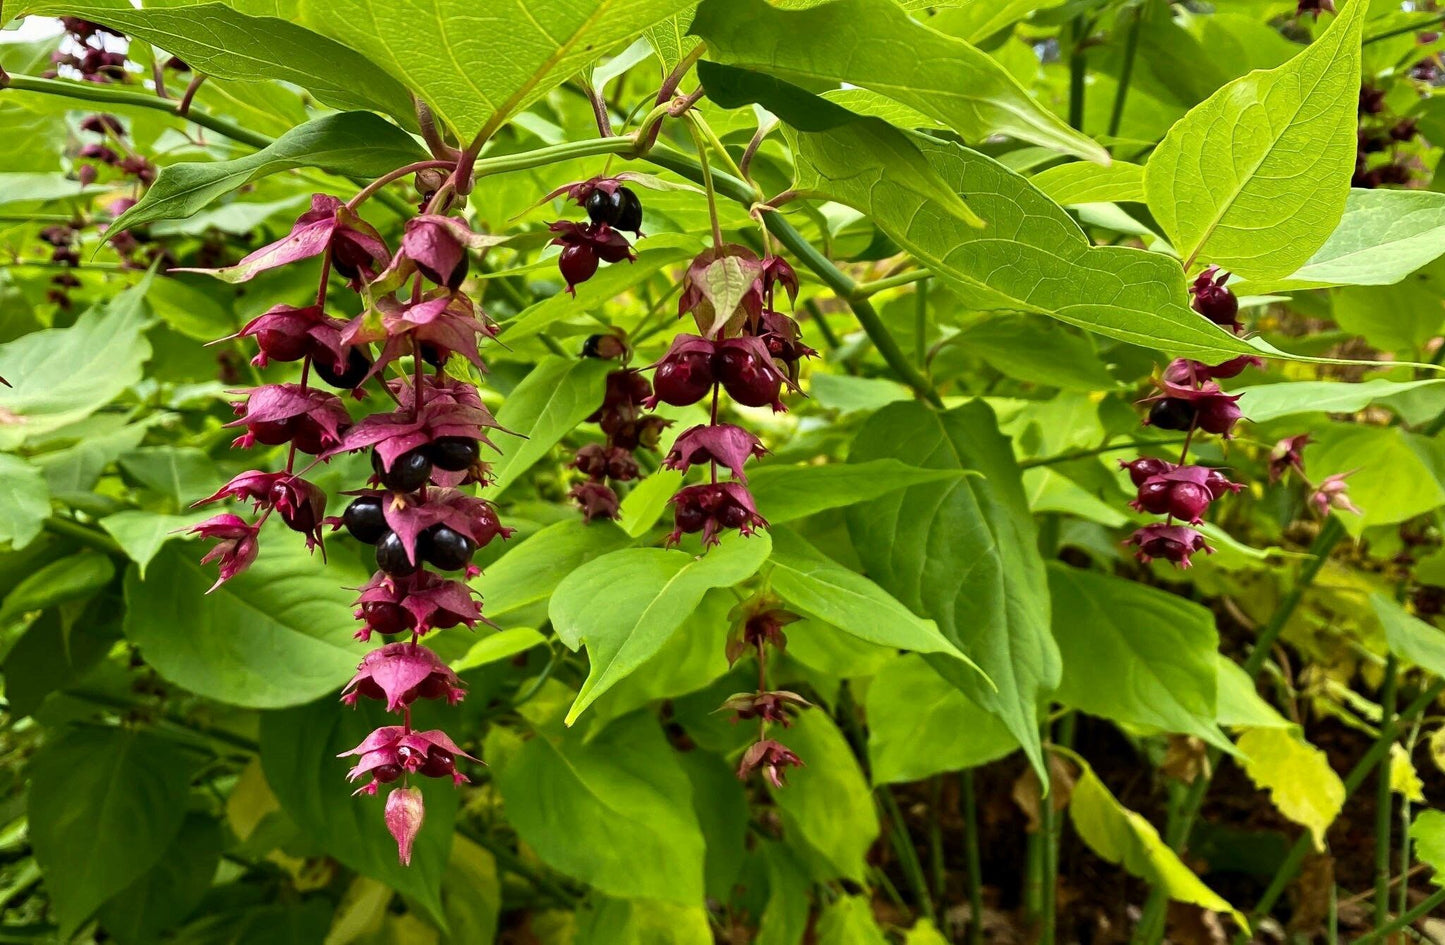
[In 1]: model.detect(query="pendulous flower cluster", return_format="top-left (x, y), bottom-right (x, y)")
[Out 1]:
top-left (184, 189), bottom-right (507, 864)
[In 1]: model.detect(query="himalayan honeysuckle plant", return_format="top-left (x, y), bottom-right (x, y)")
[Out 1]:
top-left (8, 1), bottom-right (1445, 943)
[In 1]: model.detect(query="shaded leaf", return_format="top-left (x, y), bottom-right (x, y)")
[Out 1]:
top-left (490, 356), bottom-right (614, 495)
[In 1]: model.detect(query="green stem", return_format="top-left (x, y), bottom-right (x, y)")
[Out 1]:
top-left (1375, 655), bottom-right (1398, 931)
top-left (962, 771), bottom-right (985, 945)
top-left (1353, 888), bottom-right (1445, 945)
top-left (1040, 766), bottom-right (1058, 945)
top-left (928, 777), bottom-right (946, 912)
top-left (42, 516), bottom-right (125, 556)
top-left (1108, 4), bottom-right (1144, 138)
top-left (855, 269), bottom-right (931, 298)
top-left (880, 787), bottom-right (936, 924)
top-left (1363, 11), bottom-right (1445, 45)
top-left (1018, 438), bottom-right (1187, 469)
top-left (2, 74), bottom-right (271, 149)
top-left (1247, 680), bottom-right (1445, 928)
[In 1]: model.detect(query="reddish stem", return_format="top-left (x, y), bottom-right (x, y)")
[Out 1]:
top-left (347, 159), bottom-right (456, 211)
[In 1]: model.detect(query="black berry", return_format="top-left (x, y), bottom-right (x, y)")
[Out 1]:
top-left (585, 188), bottom-right (623, 226)
top-left (614, 187), bottom-right (643, 233)
top-left (314, 348), bottom-right (372, 389)
top-left (373, 449), bottom-right (432, 492)
top-left (426, 436), bottom-right (479, 472)
top-left (423, 524), bottom-right (475, 571)
top-left (375, 531), bottom-right (419, 576)
top-left (1148, 398), bottom-right (1197, 431)
top-left (420, 342), bottom-right (447, 368)
top-left (343, 495), bottom-right (388, 544)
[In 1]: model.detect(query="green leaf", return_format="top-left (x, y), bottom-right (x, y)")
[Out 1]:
top-left (450, 628), bottom-right (549, 673)
top-left (550, 532), bottom-right (771, 724)
top-left (304, 0), bottom-right (698, 140)
top-left (118, 446), bottom-right (221, 508)
top-left (123, 542), bottom-right (367, 708)
top-left (28, 727), bottom-right (192, 940)
top-left (473, 518), bottom-right (633, 620)
top-left (708, 69), bottom-right (1262, 361)
top-left (1031, 160), bottom-right (1146, 206)
top-left (1373, 592), bottom-right (1445, 678)
top-left (490, 356), bottom-right (614, 495)
top-left (1264, 189), bottom-right (1445, 289)
top-left (576, 897), bottom-right (713, 943)
top-left (98, 813), bottom-right (222, 945)
top-left (1069, 761), bottom-right (1246, 927)
top-left (768, 527), bottom-right (981, 672)
top-left (18, 1), bottom-right (416, 121)
top-left (867, 654), bottom-right (1017, 784)
top-left (1215, 655), bottom-right (1291, 730)
top-left (590, 590), bottom-right (731, 726)
top-left (1236, 727), bottom-right (1346, 850)
top-left (617, 469), bottom-right (684, 537)
top-left (0, 550), bottom-right (114, 623)
top-left (1048, 564), bottom-right (1232, 752)
top-left (816, 895), bottom-right (888, 945)
top-left (260, 698), bottom-right (456, 928)
top-left (692, 0), bottom-right (1108, 163)
top-left (1235, 378), bottom-right (1445, 423)
top-left (956, 315), bottom-right (1121, 391)
top-left (1023, 468), bottom-right (1129, 527)
top-left (745, 459), bottom-right (969, 524)
top-left (100, 510), bottom-right (206, 579)
top-left (1331, 279), bottom-right (1445, 356)
top-left (0, 274), bottom-right (153, 448)
top-left (443, 835), bottom-right (501, 945)
top-left (701, 62), bottom-right (982, 230)
top-left (114, 112), bottom-right (427, 231)
top-left (0, 454), bottom-right (50, 549)
top-left (770, 710), bottom-right (878, 883)
top-left (493, 714), bottom-right (705, 902)
top-left (2, 608), bottom-right (120, 718)
top-left (922, 0), bottom-right (1069, 44)
top-left (846, 400), bottom-right (1060, 778)
top-left (1310, 424), bottom-right (1445, 532)
top-left (1411, 809), bottom-right (1445, 883)
top-left (645, 9), bottom-right (697, 74)
top-left (1143, 0), bottom-right (1365, 277)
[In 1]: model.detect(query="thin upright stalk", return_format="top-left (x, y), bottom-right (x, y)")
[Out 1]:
top-left (1353, 888), bottom-right (1445, 945)
top-left (880, 788), bottom-right (935, 924)
top-left (1375, 655), bottom-right (1398, 931)
top-left (1067, 17), bottom-right (1088, 131)
top-left (962, 771), bottom-right (985, 945)
top-left (1108, 4), bottom-right (1144, 138)
top-left (914, 279), bottom-right (930, 370)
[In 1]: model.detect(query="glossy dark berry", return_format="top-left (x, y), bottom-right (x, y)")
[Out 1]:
top-left (1134, 479), bottom-right (1172, 515)
top-left (423, 525), bottom-right (475, 571)
top-left (372, 763), bottom-right (403, 784)
top-left (1148, 398), bottom-right (1197, 431)
top-left (249, 417), bottom-right (296, 446)
top-left (426, 436), bottom-right (479, 472)
top-left (279, 500), bottom-right (319, 536)
top-left (419, 746), bottom-right (455, 778)
top-left (585, 188), bottom-right (623, 226)
top-left (714, 345), bottom-right (782, 408)
top-left (675, 497), bottom-right (709, 534)
top-left (613, 188), bottom-right (642, 233)
top-left (582, 334), bottom-right (606, 358)
top-left (420, 342), bottom-right (447, 368)
top-left (314, 348), bottom-right (372, 389)
top-left (373, 448), bottom-right (432, 492)
top-left (717, 501), bottom-right (748, 529)
top-left (375, 531), bottom-right (419, 576)
top-left (559, 243), bottom-right (599, 289)
top-left (1121, 457), bottom-right (1173, 487)
top-left (343, 496), bottom-right (388, 544)
top-left (653, 353), bottom-right (714, 407)
top-left (361, 600), bottom-right (414, 636)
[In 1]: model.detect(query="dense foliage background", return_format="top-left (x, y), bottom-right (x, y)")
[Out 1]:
top-left (3, 0), bottom-right (1445, 942)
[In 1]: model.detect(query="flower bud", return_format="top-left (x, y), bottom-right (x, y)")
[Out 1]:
top-left (385, 787), bottom-right (425, 866)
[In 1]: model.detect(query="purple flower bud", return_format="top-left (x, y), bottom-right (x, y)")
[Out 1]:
top-left (721, 690), bottom-right (811, 726)
top-left (79, 114), bottom-right (124, 137)
top-left (1188, 267), bottom-right (1240, 332)
top-left (385, 787), bottom-right (425, 866)
top-left (1125, 523), bottom-right (1213, 569)
top-left (227, 384), bottom-right (352, 454)
top-left (339, 726), bottom-right (478, 794)
top-left (1311, 472), bottom-right (1362, 517)
top-left (1269, 434), bottom-right (1311, 483)
top-left (761, 256), bottom-right (799, 308)
top-left (342, 642), bottom-right (465, 712)
top-left (188, 513), bottom-right (261, 591)
top-left (663, 424), bottom-right (767, 482)
top-left (1119, 457), bottom-right (1176, 487)
top-left (726, 597), bottom-right (801, 664)
top-left (667, 482), bottom-right (769, 548)
top-left (737, 738), bottom-right (804, 788)
top-left (400, 215), bottom-right (470, 289)
top-left (569, 479), bottom-right (620, 522)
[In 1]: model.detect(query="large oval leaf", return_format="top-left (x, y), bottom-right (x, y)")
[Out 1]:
top-left (1144, 0), bottom-right (1365, 277)
top-left (123, 541), bottom-right (368, 708)
top-left (550, 531), bottom-right (772, 724)
top-left (489, 356), bottom-right (614, 495)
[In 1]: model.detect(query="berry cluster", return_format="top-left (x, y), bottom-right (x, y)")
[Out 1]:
top-left (545, 176), bottom-right (643, 294)
top-left (44, 18), bottom-right (126, 83)
top-left (569, 340), bottom-right (671, 521)
top-left (185, 187), bottom-right (507, 864)
top-left (1354, 84), bottom-right (1422, 189)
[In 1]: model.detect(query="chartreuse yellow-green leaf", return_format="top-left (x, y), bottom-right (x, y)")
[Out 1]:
top-left (691, 0), bottom-right (1109, 163)
top-left (1069, 760), bottom-right (1246, 927)
top-left (1412, 809), bottom-right (1445, 883)
top-left (1144, 0), bottom-right (1365, 278)
top-left (295, 0), bottom-right (697, 141)
top-left (550, 532), bottom-right (772, 724)
top-left (1236, 727), bottom-right (1345, 850)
